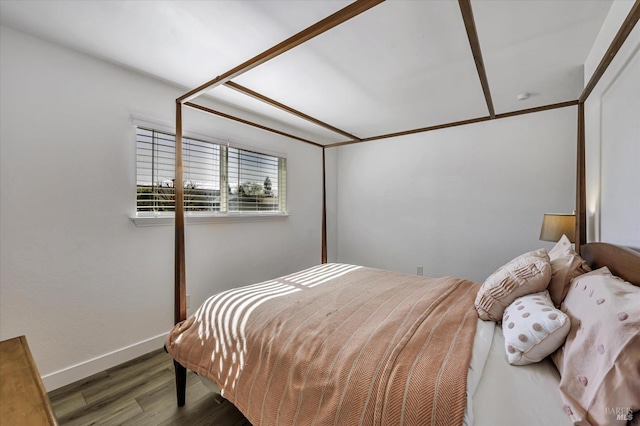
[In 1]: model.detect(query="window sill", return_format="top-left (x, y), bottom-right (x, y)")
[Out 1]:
top-left (131, 212), bottom-right (289, 227)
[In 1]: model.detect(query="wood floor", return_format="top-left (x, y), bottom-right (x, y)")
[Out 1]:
top-left (47, 349), bottom-right (252, 425)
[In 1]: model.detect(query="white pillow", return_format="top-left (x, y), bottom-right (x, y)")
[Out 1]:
top-left (502, 291), bottom-right (570, 365)
top-left (475, 249), bottom-right (552, 321)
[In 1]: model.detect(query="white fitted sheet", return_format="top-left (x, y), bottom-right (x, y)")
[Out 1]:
top-left (464, 318), bottom-right (496, 426)
top-left (472, 324), bottom-right (572, 426)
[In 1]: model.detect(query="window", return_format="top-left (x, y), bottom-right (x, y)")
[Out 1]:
top-left (136, 127), bottom-right (286, 215)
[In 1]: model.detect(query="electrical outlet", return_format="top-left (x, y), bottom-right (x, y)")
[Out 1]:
top-left (187, 294), bottom-right (191, 309)
top-left (417, 266), bottom-right (423, 276)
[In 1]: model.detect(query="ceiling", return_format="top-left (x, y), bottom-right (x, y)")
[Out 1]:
top-left (0, 0), bottom-right (615, 146)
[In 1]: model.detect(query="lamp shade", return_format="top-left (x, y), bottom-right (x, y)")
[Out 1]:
top-left (539, 214), bottom-right (575, 243)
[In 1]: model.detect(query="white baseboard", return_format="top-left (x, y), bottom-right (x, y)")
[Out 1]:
top-left (42, 332), bottom-right (168, 392)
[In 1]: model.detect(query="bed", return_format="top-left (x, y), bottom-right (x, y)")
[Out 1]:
top-left (165, 244), bottom-right (640, 425)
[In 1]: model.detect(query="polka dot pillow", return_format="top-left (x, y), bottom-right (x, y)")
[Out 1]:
top-left (502, 290), bottom-right (570, 365)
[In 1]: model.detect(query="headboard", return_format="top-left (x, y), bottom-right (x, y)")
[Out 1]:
top-left (580, 242), bottom-right (640, 286)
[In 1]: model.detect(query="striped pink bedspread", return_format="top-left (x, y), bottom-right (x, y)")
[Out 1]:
top-left (166, 264), bottom-right (479, 426)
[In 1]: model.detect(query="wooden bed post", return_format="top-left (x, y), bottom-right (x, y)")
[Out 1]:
top-left (575, 102), bottom-right (586, 254)
top-left (174, 101), bottom-right (187, 407)
top-left (322, 147), bottom-right (327, 264)
top-left (175, 101), bottom-right (186, 332)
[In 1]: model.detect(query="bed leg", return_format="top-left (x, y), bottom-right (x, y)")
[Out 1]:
top-left (174, 360), bottom-right (187, 407)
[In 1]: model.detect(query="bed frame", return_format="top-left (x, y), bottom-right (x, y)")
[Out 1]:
top-left (581, 243), bottom-right (640, 286)
top-left (169, 1), bottom-right (640, 408)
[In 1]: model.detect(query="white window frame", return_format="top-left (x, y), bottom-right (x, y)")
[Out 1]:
top-left (131, 121), bottom-right (288, 226)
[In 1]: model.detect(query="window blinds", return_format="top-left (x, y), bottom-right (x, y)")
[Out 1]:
top-left (227, 147), bottom-right (286, 212)
top-left (136, 127), bottom-right (285, 214)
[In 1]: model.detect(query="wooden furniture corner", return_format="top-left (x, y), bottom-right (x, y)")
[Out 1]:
top-left (0, 335), bottom-right (59, 425)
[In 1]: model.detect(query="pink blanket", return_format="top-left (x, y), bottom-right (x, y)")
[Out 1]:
top-left (166, 263), bottom-right (479, 425)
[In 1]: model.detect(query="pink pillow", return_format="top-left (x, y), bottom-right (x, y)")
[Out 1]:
top-left (547, 235), bottom-right (591, 306)
top-left (552, 267), bottom-right (640, 425)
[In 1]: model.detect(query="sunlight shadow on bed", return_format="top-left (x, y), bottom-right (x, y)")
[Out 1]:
top-left (285, 264), bottom-right (362, 287)
top-left (171, 264), bottom-right (363, 393)
top-left (192, 281), bottom-right (301, 390)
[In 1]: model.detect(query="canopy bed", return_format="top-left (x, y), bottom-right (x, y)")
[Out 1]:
top-left (165, 1), bottom-right (640, 425)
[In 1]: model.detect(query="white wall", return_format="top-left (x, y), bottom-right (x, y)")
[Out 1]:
top-left (330, 107), bottom-right (577, 283)
top-left (0, 26), bottom-right (323, 390)
top-left (583, 0), bottom-right (640, 248)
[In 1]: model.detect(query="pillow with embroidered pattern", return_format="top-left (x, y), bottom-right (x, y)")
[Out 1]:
top-left (475, 249), bottom-right (552, 321)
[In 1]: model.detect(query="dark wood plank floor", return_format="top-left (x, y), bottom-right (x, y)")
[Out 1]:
top-left (48, 349), bottom-right (252, 425)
